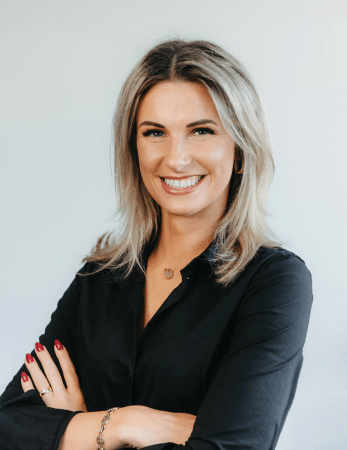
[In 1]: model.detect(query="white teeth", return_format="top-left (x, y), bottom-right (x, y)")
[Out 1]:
top-left (164, 175), bottom-right (203, 189)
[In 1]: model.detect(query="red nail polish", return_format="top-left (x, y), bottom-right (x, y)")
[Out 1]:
top-left (26, 353), bottom-right (34, 363)
top-left (55, 340), bottom-right (64, 350)
top-left (35, 342), bottom-right (44, 352)
top-left (21, 372), bottom-right (29, 382)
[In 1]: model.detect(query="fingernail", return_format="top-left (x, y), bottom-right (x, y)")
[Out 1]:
top-left (26, 353), bottom-right (34, 363)
top-left (21, 372), bottom-right (29, 382)
top-left (35, 342), bottom-right (44, 352)
top-left (55, 339), bottom-right (64, 350)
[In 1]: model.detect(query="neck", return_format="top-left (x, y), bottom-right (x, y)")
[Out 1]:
top-left (153, 213), bottom-right (219, 270)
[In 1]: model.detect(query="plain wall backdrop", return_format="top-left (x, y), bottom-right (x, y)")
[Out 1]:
top-left (1, 1), bottom-right (346, 449)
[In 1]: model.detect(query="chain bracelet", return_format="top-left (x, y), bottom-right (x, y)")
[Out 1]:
top-left (96, 407), bottom-right (122, 450)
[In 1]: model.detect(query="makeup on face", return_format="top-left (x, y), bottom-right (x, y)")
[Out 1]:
top-left (136, 81), bottom-right (235, 216)
top-left (160, 174), bottom-right (207, 195)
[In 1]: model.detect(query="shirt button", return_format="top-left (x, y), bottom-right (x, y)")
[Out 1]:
top-left (127, 374), bottom-right (131, 381)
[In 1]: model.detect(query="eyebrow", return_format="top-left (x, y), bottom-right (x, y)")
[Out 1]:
top-left (138, 119), bottom-right (218, 129)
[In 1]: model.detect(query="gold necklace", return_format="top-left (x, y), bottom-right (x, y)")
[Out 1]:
top-left (163, 268), bottom-right (174, 279)
top-left (163, 261), bottom-right (187, 279)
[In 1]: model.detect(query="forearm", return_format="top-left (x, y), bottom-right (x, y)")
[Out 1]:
top-left (58, 407), bottom-right (129, 450)
top-left (120, 405), bottom-right (196, 449)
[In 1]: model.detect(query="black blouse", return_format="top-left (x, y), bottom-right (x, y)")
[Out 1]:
top-left (0, 241), bottom-right (313, 450)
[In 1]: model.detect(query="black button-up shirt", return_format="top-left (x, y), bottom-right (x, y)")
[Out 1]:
top-left (0, 241), bottom-right (313, 450)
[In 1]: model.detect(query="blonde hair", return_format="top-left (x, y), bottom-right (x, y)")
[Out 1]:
top-left (82, 36), bottom-right (282, 288)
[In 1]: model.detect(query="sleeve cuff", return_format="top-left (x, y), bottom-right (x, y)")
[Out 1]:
top-left (0, 388), bottom-right (84, 450)
top-left (52, 409), bottom-right (84, 450)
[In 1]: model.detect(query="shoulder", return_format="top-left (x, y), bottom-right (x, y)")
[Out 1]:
top-left (249, 246), bottom-right (311, 278)
top-left (75, 260), bottom-right (118, 278)
top-left (232, 248), bottom-right (314, 359)
top-left (74, 260), bottom-right (130, 290)
top-left (253, 245), bottom-right (307, 265)
top-left (74, 261), bottom-right (113, 287)
top-left (241, 246), bottom-right (313, 306)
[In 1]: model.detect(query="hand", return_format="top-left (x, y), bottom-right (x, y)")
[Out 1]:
top-left (21, 340), bottom-right (88, 412)
top-left (120, 405), bottom-right (197, 449)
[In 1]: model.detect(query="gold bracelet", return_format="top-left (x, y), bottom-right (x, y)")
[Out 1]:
top-left (96, 407), bottom-right (122, 450)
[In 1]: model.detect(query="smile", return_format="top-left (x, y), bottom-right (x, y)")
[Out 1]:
top-left (160, 175), bottom-right (206, 195)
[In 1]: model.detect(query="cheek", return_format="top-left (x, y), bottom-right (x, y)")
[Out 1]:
top-left (206, 145), bottom-right (234, 179)
top-left (137, 152), bottom-right (159, 194)
top-left (137, 147), bottom-right (156, 176)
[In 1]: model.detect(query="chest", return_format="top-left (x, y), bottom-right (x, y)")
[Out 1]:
top-left (77, 261), bottom-right (240, 412)
top-left (137, 262), bottom-right (182, 337)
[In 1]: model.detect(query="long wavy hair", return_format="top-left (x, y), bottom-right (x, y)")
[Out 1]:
top-left (81, 36), bottom-right (282, 288)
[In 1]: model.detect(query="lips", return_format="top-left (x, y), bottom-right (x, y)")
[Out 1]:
top-left (160, 174), bottom-right (206, 194)
top-left (161, 175), bottom-right (204, 188)
top-left (160, 175), bottom-right (205, 180)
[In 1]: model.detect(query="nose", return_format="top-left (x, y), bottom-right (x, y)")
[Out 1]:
top-left (164, 136), bottom-right (193, 171)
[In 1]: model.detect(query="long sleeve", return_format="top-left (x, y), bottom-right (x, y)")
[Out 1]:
top-left (0, 264), bottom-right (89, 450)
top-left (139, 252), bottom-right (313, 450)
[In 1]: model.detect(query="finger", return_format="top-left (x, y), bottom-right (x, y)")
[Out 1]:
top-left (24, 352), bottom-right (53, 397)
top-left (20, 371), bottom-right (35, 393)
top-left (34, 342), bottom-right (66, 394)
top-left (54, 340), bottom-right (80, 392)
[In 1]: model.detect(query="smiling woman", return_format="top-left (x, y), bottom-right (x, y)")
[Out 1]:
top-left (135, 80), bottom-right (236, 262)
top-left (0, 37), bottom-right (313, 450)
top-left (82, 38), bottom-right (280, 288)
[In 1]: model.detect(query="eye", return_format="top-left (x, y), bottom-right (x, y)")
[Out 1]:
top-left (142, 129), bottom-right (164, 137)
top-left (192, 127), bottom-right (215, 136)
top-left (142, 127), bottom-right (215, 137)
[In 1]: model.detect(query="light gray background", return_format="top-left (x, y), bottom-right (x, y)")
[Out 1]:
top-left (1, 1), bottom-right (346, 449)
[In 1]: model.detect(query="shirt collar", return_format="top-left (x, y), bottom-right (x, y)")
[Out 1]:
top-left (115, 237), bottom-right (222, 290)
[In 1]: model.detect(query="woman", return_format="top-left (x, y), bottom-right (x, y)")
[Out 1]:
top-left (0, 38), bottom-right (313, 450)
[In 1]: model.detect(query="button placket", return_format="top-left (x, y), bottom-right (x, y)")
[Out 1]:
top-left (186, 274), bottom-right (195, 284)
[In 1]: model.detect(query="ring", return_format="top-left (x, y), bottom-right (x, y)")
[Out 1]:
top-left (40, 387), bottom-right (53, 397)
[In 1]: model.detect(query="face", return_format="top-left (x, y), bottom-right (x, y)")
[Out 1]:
top-left (136, 81), bottom-right (235, 221)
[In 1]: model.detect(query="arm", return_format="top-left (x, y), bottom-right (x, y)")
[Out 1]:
top-left (57, 405), bottom-right (195, 450)
top-left (57, 408), bottom-right (129, 450)
top-left (117, 406), bottom-right (197, 449)
top-left (0, 264), bottom-right (88, 450)
top-left (1, 263), bottom-right (193, 450)
top-left (122, 253), bottom-right (313, 450)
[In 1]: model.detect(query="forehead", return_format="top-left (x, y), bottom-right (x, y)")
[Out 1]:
top-left (137, 81), bottom-right (219, 121)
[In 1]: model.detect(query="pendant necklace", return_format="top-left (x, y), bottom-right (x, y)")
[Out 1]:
top-left (163, 268), bottom-right (174, 279)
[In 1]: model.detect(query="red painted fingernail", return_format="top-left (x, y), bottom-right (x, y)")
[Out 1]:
top-left (26, 353), bottom-right (34, 363)
top-left (35, 342), bottom-right (44, 352)
top-left (21, 372), bottom-right (29, 382)
top-left (55, 340), bottom-right (64, 350)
